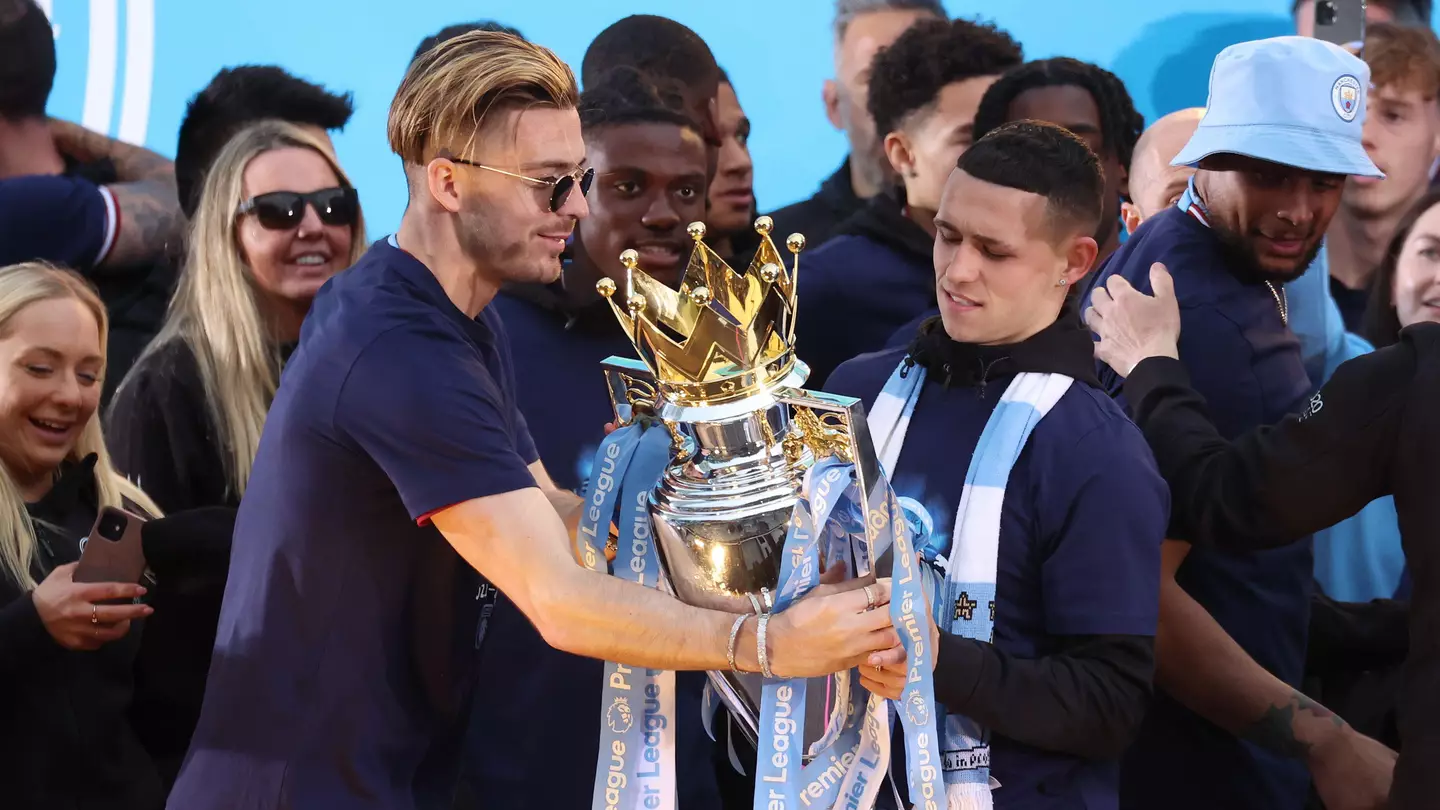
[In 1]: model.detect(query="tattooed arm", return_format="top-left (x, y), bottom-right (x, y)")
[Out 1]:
top-left (49, 119), bottom-right (183, 272)
top-left (1157, 542), bottom-right (1395, 808)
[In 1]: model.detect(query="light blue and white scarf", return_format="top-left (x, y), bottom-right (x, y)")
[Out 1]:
top-left (867, 359), bottom-right (1073, 810)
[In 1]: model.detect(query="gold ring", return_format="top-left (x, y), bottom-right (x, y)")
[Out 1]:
top-left (90, 604), bottom-right (98, 625)
top-left (862, 584), bottom-right (877, 611)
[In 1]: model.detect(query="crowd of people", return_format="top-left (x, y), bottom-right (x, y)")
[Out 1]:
top-left (1, 0), bottom-right (1439, 807)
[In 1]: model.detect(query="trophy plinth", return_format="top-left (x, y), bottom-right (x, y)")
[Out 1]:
top-left (595, 218), bottom-right (888, 756)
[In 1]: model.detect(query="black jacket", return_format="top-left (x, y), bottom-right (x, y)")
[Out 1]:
top-left (0, 459), bottom-right (163, 810)
top-left (765, 158), bottom-right (865, 250)
top-left (907, 315), bottom-right (1155, 758)
top-left (1122, 321), bottom-right (1440, 810)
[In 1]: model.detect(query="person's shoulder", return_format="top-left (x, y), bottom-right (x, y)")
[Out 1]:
top-left (1092, 208), bottom-right (1223, 292)
top-left (112, 338), bottom-right (202, 407)
top-left (823, 346), bottom-right (908, 400)
top-left (1037, 381), bottom-right (1157, 467)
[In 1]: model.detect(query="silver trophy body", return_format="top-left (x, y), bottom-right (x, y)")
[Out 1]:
top-left (601, 355), bottom-right (888, 751)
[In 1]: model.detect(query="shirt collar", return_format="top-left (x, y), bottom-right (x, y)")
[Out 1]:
top-left (1176, 175), bottom-right (1211, 228)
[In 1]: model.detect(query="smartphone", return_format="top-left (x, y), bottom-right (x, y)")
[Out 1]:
top-left (1314, 0), bottom-right (1366, 50)
top-left (74, 506), bottom-right (148, 592)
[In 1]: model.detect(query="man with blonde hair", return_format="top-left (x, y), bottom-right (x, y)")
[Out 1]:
top-left (168, 31), bottom-right (896, 810)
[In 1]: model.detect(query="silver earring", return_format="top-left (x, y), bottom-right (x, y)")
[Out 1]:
top-left (1057, 278), bottom-right (1068, 287)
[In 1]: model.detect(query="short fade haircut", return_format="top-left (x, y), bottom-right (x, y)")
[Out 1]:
top-left (0, 0), bottom-right (55, 120)
top-left (957, 121), bottom-right (1105, 239)
top-left (389, 30), bottom-right (577, 167)
top-left (833, 0), bottom-right (945, 43)
top-left (580, 67), bottom-right (698, 136)
top-left (973, 58), bottom-right (1144, 170)
top-left (580, 15), bottom-right (720, 102)
top-left (867, 18), bottom-right (1024, 138)
top-left (1364, 22), bottom-right (1440, 100)
top-left (411, 20), bottom-right (524, 66)
top-left (175, 66), bottom-right (355, 218)
top-left (1293, 0), bottom-right (1432, 26)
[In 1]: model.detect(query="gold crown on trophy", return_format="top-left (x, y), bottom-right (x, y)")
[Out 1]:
top-left (596, 216), bottom-right (806, 407)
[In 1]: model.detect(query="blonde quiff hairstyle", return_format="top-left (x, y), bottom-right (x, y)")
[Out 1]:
top-left (0, 263), bottom-right (161, 590)
top-left (388, 30), bottom-right (579, 168)
top-left (118, 119), bottom-right (367, 501)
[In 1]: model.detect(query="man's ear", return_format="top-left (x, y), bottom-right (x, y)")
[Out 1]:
top-left (1064, 233), bottom-right (1101, 282)
top-left (882, 130), bottom-right (914, 180)
top-left (426, 158), bottom-right (464, 214)
top-left (823, 80), bottom-right (843, 131)
top-left (1120, 201), bottom-right (1143, 237)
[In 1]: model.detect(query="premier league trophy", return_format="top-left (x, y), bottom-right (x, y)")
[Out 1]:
top-left (592, 217), bottom-right (889, 757)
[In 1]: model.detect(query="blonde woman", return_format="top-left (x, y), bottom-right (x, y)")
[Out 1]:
top-left (108, 119), bottom-right (367, 513)
top-left (0, 262), bottom-right (172, 807)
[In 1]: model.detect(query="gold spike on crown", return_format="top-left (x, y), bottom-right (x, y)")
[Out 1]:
top-left (596, 216), bottom-right (807, 407)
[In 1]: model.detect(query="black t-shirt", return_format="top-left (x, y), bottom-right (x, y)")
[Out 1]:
top-left (168, 239), bottom-right (539, 810)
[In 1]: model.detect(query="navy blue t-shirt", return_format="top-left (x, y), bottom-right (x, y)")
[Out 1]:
top-left (795, 232), bottom-right (933, 388)
top-left (168, 239), bottom-right (539, 810)
top-left (472, 286), bottom-right (720, 810)
top-left (827, 348), bottom-right (1168, 810)
top-left (0, 174), bottom-right (115, 269)
top-left (1085, 207), bottom-right (1315, 810)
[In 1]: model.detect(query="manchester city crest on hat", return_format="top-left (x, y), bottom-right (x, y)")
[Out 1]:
top-left (606, 696), bottom-right (633, 734)
top-left (1332, 75), bottom-right (1362, 122)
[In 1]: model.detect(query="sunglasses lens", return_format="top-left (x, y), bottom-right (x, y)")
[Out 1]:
top-left (578, 168), bottom-right (595, 197)
top-left (314, 188), bottom-right (359, 227)
top-left (253, 193), bottom-right (305, 230)
top-left (550, 175), bottom-right (575, 213)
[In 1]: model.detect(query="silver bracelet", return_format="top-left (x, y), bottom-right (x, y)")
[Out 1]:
top-left (757, 614), bottom-right (774, 678)
top-left (726, 614), bottom-right (748, 674)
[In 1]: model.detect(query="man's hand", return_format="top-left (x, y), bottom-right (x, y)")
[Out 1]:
top-left (860, 554), bottom-right (938, 699)
top-left (766, 578), bottom-right (899, 678)
top-left (1310, 729), bottom-right (1396, 810)
top-left (1084, 262), bottom-right (1182, 377)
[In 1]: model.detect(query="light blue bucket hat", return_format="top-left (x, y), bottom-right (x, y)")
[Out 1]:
top-left (1172, 36), bottom-right (1384, 178)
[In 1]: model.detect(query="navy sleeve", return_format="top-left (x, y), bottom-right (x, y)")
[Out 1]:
top-left (335, 324), bottom-right (537, 523)
top-left (0, 175), bottom-right (116, 271)
top-left (1039, 414), bottom-right (1169, 637)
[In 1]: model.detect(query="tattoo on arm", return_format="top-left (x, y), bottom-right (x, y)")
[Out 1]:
top-left (1239, 690), bottom-right (1346, 760)
top-left (103, 180), bottom-right (184, 271)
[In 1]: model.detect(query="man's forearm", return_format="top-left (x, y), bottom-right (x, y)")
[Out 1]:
top-left (49, 119), bottom-right (172, 183)
top-left (1157, 577), bottom-right (1346, 758)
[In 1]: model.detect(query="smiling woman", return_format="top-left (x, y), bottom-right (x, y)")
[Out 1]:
top-left (106, 120), bottom-right (368, 514)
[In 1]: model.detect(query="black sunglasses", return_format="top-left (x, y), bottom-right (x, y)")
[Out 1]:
top-left (448, 159), bottom-right (594, 213)
top-left (237, 187), bottom-right (360, 231)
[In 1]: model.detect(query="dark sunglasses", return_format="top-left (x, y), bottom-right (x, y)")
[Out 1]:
top-left (236, 187), bottom-right (360, 231)
top-left (449, 159), bottom-right (594, 213)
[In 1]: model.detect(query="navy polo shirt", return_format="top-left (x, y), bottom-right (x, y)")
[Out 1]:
top-left (168, 239), bottom-right (539, 810)
top-left (1085, 206), bottom-right (1315, 810)
top-left (472, 284), bottom-right (721, 810)
top-left (0, 174), bottom-right (116, 269)
top-left (827, 348), bottom-right (1168, 810)
top-left (795, 232), bottom-right (934, 388)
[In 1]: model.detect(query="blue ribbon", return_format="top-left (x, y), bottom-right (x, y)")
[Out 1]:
top-left (890, 488), bottom-right (945, 809)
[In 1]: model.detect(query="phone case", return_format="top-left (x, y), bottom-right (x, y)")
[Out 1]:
top-left (1315, 0), bottom-right (1366, 48)
top-left (74, 506), bottom-right (148, 588)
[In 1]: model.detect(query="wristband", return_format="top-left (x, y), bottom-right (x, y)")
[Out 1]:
top-left (758, 614), bottom-right (774, 678)
top-left (727, 613), bottom-right (748, 673)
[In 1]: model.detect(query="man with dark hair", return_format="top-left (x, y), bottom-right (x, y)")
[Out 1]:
top-left (837, 121), bottom-right (1166, 809)
top-left (766, 0), bottom-right (945, 247)
top-left (465, 66), bottom-right (720, 810)
top-left (795, 16), bottom-right (1022, 388)
top-left (581, 15), bottom-right (722, 177)
top-left (1294, 0), bottom-right (1432, 36)
top-left (1083, 37), bottom-right (1397, 810)
top-left (175, 66), bottom-right (355, 219)
top-left (411, 20), bottom-right (523, 65)
top-left (973, 58), bottom-right (1144, 265)
top-left (0, 0), bottom-right (185, 402)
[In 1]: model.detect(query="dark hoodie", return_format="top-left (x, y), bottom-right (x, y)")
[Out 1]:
top-left (794, 188), bottom-right (936, 389)
top-left (828, 314), bottom-right (1165, 809)
top-left (766, 158), bottom-right (867, 250)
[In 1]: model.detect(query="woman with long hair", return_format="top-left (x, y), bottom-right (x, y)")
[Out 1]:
top-left (108, 119), bottom-right (367, 513)
top-left (0, 261), bottom-right (167, 808)
top-left (1362, 188), bottom-right (1440, 348)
